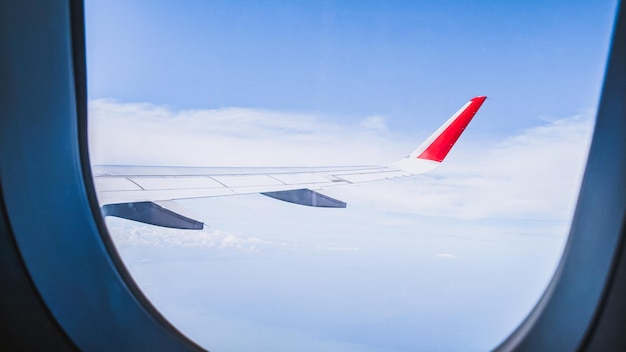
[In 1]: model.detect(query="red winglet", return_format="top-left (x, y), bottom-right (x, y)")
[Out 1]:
top-left (417, 96), bottom-right (486, 162)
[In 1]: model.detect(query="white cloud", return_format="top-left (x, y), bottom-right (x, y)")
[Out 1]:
top-left (319, 245), bottom-right (361, 252)
top-left (359, 115), bottom-right (388, 131)
top-left (326, 114), bottom-right (593, 220)
top-left (88, 99), bottom-right (396, 167)
top-left (104, 216), bottom-right (281, 251)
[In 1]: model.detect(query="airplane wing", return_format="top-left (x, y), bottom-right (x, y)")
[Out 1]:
top-left (93, 96), bottom-right (486, 229)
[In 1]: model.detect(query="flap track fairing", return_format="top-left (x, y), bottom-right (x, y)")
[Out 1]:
top-left (102, 201), bottom-right (204, 230)
top-left (261, 189), bottom-right (346, 208)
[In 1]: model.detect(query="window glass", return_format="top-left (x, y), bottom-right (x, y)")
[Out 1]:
top-left (86, 1), bottom-right (616, 350)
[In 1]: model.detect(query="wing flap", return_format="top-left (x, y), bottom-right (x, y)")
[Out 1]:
top-left (210, 174), bottom-right (285, 187)
top-left (330, 169), bottom-right (411, 183)
top-left (130, 176), bottom-right (224, 190)
top-left (270, 173), bottom-right (335, 185)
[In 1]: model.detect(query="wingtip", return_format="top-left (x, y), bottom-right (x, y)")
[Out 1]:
top-left (412, 95), bottom-right (487, 162)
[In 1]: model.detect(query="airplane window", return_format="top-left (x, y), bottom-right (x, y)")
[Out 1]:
top-left (85, 1), bottom-right (617, 350)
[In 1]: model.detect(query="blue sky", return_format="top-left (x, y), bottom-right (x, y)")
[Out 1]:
top-left (86, 1), bottom-right (617, 351)
top-left (86, 0), bottom-right (616, 134)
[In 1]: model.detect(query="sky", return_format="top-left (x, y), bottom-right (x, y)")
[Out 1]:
top-left (86, 1), bottom-right (617, 351)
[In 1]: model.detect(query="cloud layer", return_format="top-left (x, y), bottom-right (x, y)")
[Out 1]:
top-left (105, 217), bottom-right (279, 251)
top-left (89, 98), bottom-right (399, 167)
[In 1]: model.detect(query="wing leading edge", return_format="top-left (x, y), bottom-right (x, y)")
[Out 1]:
top-left (94, 96), bottom-right (486, 229)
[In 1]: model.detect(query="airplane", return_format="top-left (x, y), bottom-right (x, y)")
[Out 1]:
top-left (0, 0), bottom-right (624, 351)
top-left (93, 96), bottom-right (486, 230)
